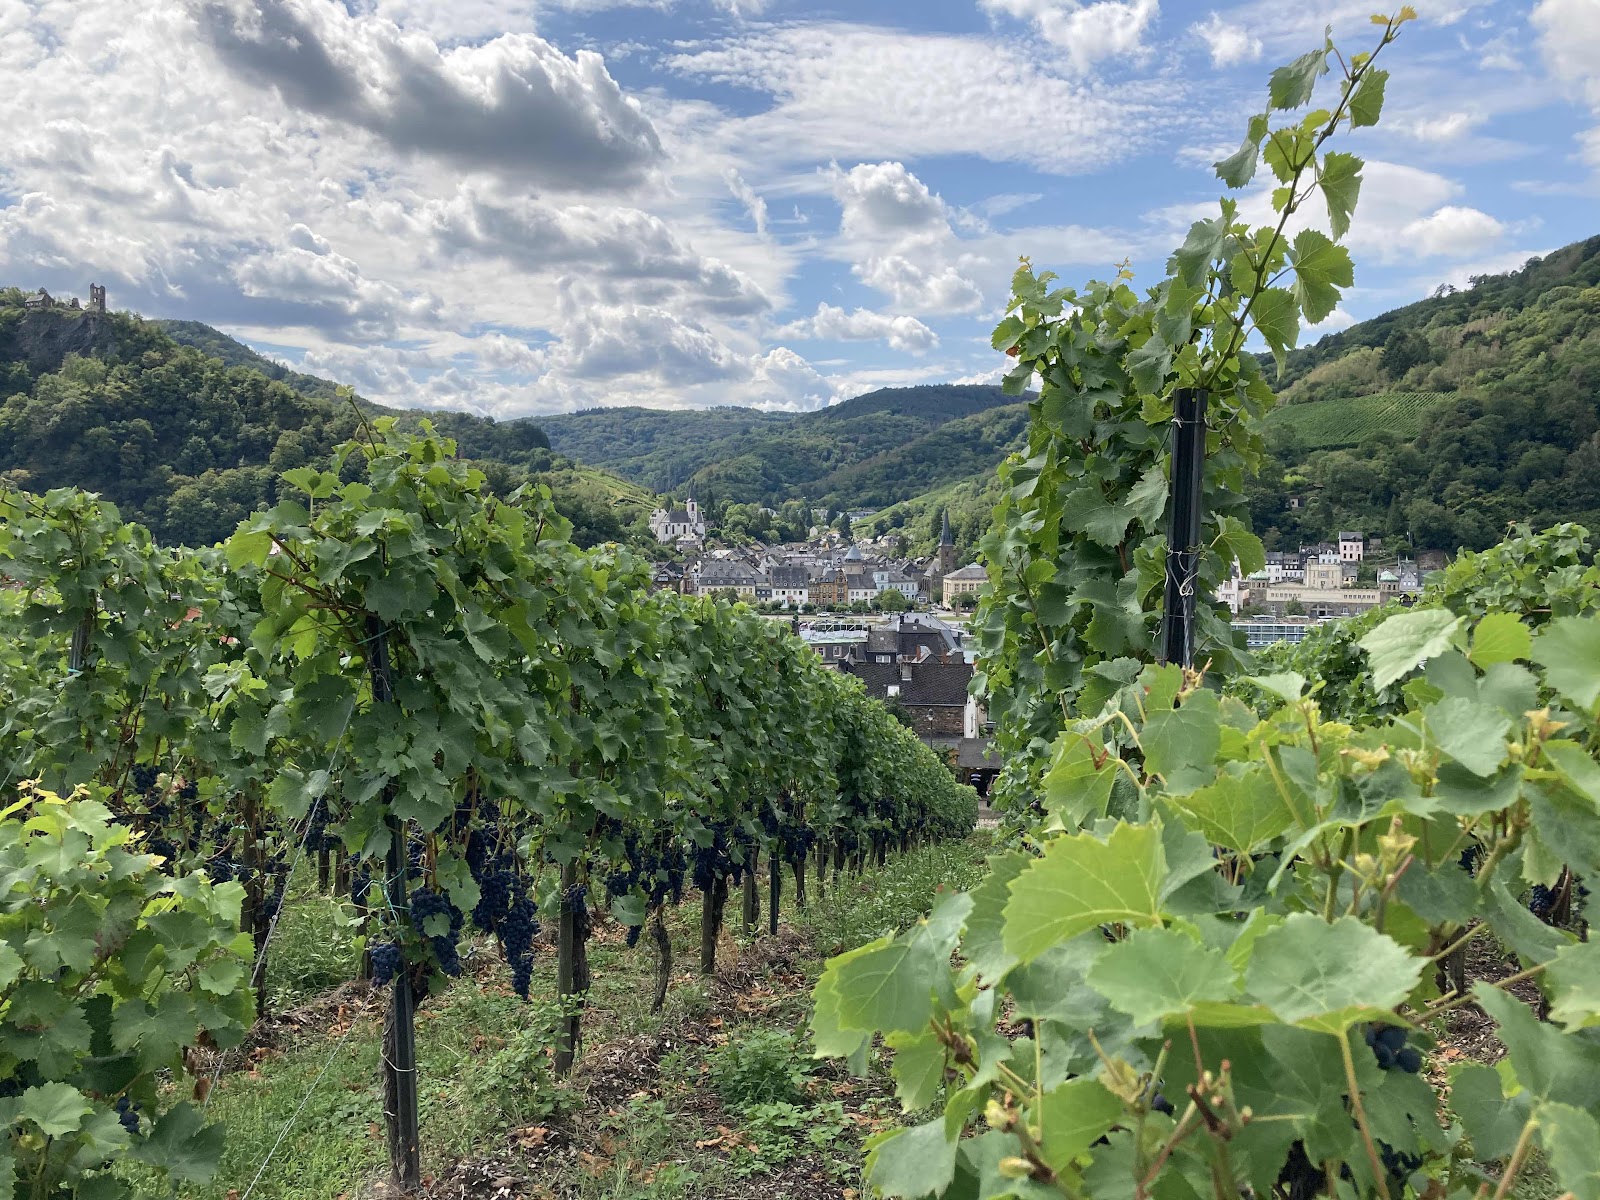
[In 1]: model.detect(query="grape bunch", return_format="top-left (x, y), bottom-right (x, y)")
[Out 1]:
top-left (1364, 1023), bottom-right (1422, 1073)
top-left (370, 941), bottom-right (402, 986)
top-left (113, 1096), bottom-right (140, 1134)
top-left (409, 887), bottom-right (464, 978)
top-left (1379, 1141), bottom-right (1423, 1188)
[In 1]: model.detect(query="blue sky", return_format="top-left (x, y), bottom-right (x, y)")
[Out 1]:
top-left (3, 0), bottom-right (1597, 417)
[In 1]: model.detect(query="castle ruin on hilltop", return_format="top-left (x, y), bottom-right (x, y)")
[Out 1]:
top-left (23, 283), bottom-right (107, 314)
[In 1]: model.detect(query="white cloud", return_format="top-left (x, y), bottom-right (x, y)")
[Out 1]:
top-left (194, 0), bottom-right (662, 188)
top-left (665, 23), bottom-right (1182, 175)
top-left (231, 238), bottom-right (442, 340)
top-left (1532, 0), bottom-right (1600, 107)
top-left (979, 0), bottom-right (1158, 71)
top-left (855, 257), bottom-right (984, 314)
top-left (748, 346), bottom-right (832, 410)
top-left (1396, 205), bottom-right (1507, 259)
top-left (827, 161), bottom-right (947, 240)
top-left (724, 169), bottom-right (769, 238)
top-left (418, 186), bottom-right (770, 315)
top-left (776, 303), bottom-right (939, 353)
top-left (1191, 11), bottom-right (1262, 67)
top-left (1394, 111), bottom-right (1485, 142)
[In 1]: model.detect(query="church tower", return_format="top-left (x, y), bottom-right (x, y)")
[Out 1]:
top-left (937, 509), bottom-right (957, 575)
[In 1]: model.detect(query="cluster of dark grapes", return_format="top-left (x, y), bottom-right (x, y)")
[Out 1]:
top-left (1530, 883), bottom-right (1558, 919)
top-left (690, 823), bottom-right (734, 893)
top-left (114, 1095), bottom-right (140, 1134)
top-left (1529, 874), bottom-right (1588, 923)
top-left (461, 809), bottom-right (542, 999)
top-left (305, 799), bottom-right (340, 854)
top-left (603, 833), bottom-right (688, 948)
top-left (409, 887), bottom-right (464, 978)
top-left (1365, 1023), bottom-right (1423, 1073)
top-left (370, 941), bottom-right (402, 986)
top-left (1379, 1142), bottom-right (1423, 1188)
top-left (777, 824), bottom-right (816, 866)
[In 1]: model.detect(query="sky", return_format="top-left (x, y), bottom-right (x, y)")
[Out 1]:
top-left (2, 0), bottom-right (1598, 420)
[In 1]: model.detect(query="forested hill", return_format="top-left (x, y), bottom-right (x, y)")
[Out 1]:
top-left (1249, 233), bottom-right (1600, 551)
top-left (0, 290), bottom-right (653, 548)
top-left (538, 384), bottom-right (1027, 509)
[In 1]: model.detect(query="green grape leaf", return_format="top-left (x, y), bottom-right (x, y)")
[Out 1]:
top-left (829, 940), bottom-right (941, 1036)
top-left (130, 1101), bottom-right (226, 1184)
top-left (1532, 616), bottom-right (1600, 710)
top-left (1126, 464), bottom-right (1168, 531)
top-left (1215, 139), bottom-right (1260, 189)
top-left (1003, 823), bottom-right (1166, 964)
top-left (1426, 697), bottom-right (1512, 778)
top-left (1270, 45), bottom-right (1329, 110)
top-left (1243, 915), bottom-right (1422, 1034)
top-left (1539, 1102), bottom-right (1600, 1200)
top-left (1476, 983), bottom-right (1600, 1107)
top-left (1348, 67), bottom-right (1388, 127)
top-left (1358, 609), bottom-right (1465, 690)
top-left (1141, 700), bottom-right (1222, 792)
top-left (963, 852), bottom-right (1031, 984)
top-left (18, 1083), bottom-right (92, 1137)
top-left (1249, 287), bottom-right (1300, 374)
top-left (1172, 215), bottom-right (1229, 287)
top-left (1213, 516), bottom-right (1267, 579)
top-left (886, 1029), bottom-right (948, 1113)
top-left (1127, 335), bottom-right (1173, 396)
top-left (1470, 612), bottom-right (1531, 667)
top-left (1086, 927), bottom-right (1240, 1024)
top-left (1061, 486), bottom-right (1134, 549)
top-left (1043, 734), bottom-right (1117, 828)
top-left (1447, 1063), bottom-right (1528, 1160)
top-left (1034, 1078), bottom-right (1124, 1171)
top-left (1319, 151), bottom-right (1363, 239)
top-left (1287, 229), bottom-right (1353, 325)
top-left (1545, 740), bottom-right (1600, 807)
top-left (1545, 940), bottom-right (1600, 1031)
top-left (1167, 765), bottom-right (1294, 854)
top-left (865, 1117), bottom-right (958, 1199)
top-left (224, 528), bottom-right (272, 571)
top-left (1244, 672), bottom-right (1307, 704)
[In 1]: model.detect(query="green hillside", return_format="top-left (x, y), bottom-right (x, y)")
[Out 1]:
top-left (539, 384), bottom-right (1022, 509)
top-left (0, 291), bottom-right (653, 548)
top-left (1248, 234), bottom-right (1600, 550)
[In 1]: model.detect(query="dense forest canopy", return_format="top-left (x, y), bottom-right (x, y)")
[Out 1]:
top-left (538, 384), bottom-right (1025, 511)
top-left (0, 289), bottom-right (652, 548)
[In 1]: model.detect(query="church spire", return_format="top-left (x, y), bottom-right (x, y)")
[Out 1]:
top-left (940, 508), bottom-right (953, 546)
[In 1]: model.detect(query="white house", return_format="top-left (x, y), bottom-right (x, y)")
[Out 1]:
top-left (1339, 531), bottom-right (1365, 563)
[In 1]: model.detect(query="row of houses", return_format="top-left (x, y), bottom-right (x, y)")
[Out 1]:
top-left (1218, 532), bottom-right (1446, 633)
top-left (657, 522), bottom-right (988, 608)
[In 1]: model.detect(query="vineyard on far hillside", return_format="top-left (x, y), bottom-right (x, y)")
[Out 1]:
top-left (1264, 390), bottom-right (1451, 449)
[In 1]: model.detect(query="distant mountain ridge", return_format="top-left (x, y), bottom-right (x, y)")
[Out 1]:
top-left (538, 384), bottom-right (1027, 512)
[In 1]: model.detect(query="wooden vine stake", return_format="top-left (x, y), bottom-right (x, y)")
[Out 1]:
top-left (364, 617), bottom-right (421, 1190)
